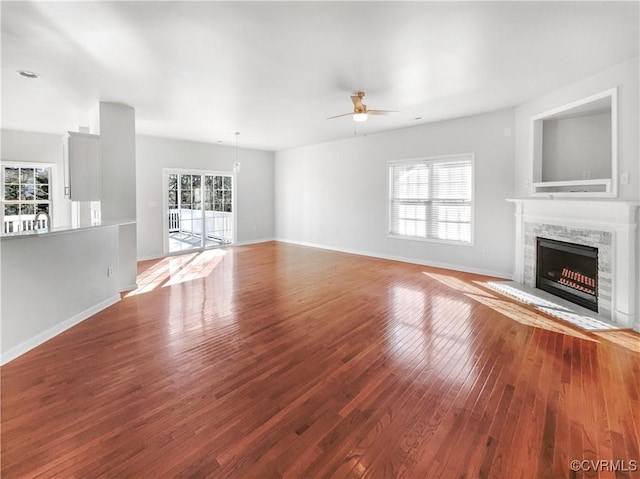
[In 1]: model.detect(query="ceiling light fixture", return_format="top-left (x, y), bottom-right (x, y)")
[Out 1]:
top-left (353, 113), bottom-right (368, 122)
top-left (17, 70), bottom-right (40, 79)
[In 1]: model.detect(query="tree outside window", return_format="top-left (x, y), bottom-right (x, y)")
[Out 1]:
top-left (2, 165), bottom-right (51, 233)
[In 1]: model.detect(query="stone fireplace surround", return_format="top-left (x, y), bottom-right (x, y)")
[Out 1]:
top-left (507, 199), bottom-right (639, 331)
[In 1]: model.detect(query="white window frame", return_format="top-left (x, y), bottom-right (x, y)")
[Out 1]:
top-left (1, 162), bottom-right (55, 233)
top-left (388, 153), bottom-right (475, 246)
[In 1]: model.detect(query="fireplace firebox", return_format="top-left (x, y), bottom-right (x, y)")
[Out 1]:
top-left (536, 237), bottom-right (598, 312)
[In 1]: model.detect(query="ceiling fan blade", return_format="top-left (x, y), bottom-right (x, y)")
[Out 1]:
top-left (367, 109), bottom-right (398, 115)
top-left (327, 112), bottom-right (354, 120)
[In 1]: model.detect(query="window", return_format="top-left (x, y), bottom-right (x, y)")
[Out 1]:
top-left (389, 154), bottom-right (473, 244)
top-left (2, 165), bottom-right (52, 233)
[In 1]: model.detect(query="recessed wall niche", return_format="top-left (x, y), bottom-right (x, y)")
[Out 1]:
top-left (531, 87), bottom-right (617, 197)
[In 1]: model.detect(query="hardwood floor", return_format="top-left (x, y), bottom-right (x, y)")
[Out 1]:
top-left (2, 241), bottom-right (639, 478)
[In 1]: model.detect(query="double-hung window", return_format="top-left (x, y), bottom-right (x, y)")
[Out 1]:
top-left (1, 164), bottom-right (52, 233)
top-left (389, 154), bottom-right (473, 244)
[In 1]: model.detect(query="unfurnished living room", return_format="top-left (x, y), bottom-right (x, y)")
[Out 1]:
top-left (1, 1), bottom-right (639, 478)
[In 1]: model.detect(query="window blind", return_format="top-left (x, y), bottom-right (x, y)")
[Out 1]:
top-left (389, 155), bottom-right (473, 244)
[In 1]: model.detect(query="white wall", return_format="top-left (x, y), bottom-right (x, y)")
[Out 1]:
top-left (136, 135), bottom-right (275, 259)
top-left (542, 113), bottom-right (612, 182)
top-left (275, 108), bottom-right (515, 278)
top-left (515, 56), bottom-right (639, 199)
top-left (1, 226), bottom-right (120, 363)
top-left (1, 129), bottom-right (71, 227)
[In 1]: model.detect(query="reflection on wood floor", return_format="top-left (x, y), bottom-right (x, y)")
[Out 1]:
top-left (2, 241), bottom-right (639, 478)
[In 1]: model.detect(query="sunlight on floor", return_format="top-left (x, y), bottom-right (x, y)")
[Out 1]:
top-left (126, 249), bottom-right (226, 297)
top-left (423, 272), bottom-right (640, 352)
top-left (485, 281), bottom-right (620, 331)
top-left (467, 293), bottom-right (596, 341)
top-left (422, 272), bottom-right (497, 298)
top-left (126, 253), bottom-right (198, 297)
top-left (593, 331), bottom-right (640, 353)
top-left (164, 249), bottom-right (226, 287)
top-left (423, 271), bottom-right (595, 341)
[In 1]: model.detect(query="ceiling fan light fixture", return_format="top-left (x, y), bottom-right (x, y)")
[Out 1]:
top-left (353, 113), bottom-right (368, 122)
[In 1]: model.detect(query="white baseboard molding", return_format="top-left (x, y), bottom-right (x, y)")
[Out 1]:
top-left (120, 283), bottom-right (139, 292)
top-left (137, 253), bottom-right (165, 262)
top-left (274, 237), bottom-right (512, 280)
top-left (1, 294), bottom-right (121, 365)
top-left (234, 237), bottom-right (276, 247)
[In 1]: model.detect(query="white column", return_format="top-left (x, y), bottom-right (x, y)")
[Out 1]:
top-left (98, 102), bottom-right (138, 291)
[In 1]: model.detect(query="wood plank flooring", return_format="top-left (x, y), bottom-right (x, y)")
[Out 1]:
top-left (2, 241), bottom-right (639, 478)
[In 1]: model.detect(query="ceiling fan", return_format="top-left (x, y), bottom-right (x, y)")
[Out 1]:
top-left (327, 91), bottom-right (397, 122)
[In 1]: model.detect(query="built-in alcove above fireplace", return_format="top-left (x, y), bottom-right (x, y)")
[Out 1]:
top-left (507, 199), bottom-right (639, 331)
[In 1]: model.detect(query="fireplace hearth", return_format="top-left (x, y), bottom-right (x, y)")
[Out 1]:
top-left (536, 237), bottom-right (598, 312)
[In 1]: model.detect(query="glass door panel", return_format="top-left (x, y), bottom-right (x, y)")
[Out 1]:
top-left (166, 171), bottom-right (234, 254)
top-left (204, 174), bottom-right (233, 246)
top-left (168, 174), bottom-right (200, 253)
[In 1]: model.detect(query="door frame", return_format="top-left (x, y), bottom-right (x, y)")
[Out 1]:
top-left (162, 167), bottom-right (237, 256)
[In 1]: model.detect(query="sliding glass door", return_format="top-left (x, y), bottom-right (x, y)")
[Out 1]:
top-left (165, 170), bottom-right (234, 254)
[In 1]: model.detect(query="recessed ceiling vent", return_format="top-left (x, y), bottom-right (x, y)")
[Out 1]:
top-left (17, 70), bottom-right (40, 79)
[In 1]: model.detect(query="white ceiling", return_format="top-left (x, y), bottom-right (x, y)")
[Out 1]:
top-left (2, 1), bottom-right (638, 151)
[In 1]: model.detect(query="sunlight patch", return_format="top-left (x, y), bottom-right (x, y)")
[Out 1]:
top-left (423, 272), bottom-right (496, 298)
top-left (127, 250), bottom-right (226, 296)
top-left (485, 281), bottom-right (620, 332)
top-left (163, 249), bottom-right (226, 287)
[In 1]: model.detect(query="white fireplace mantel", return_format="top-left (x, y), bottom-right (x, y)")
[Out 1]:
top-left (507, 198), bottom-right (639, 330)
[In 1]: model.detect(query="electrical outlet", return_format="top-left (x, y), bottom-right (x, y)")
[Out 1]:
top-left (582, 170), bottom-right (591, 180)
top-left (108, 266), bottom-right (114, 277)
top-left (621, 172), bottom-right (630, 185)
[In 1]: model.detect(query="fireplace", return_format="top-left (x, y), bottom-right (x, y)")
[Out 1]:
top-left (508, 198), bottom-right (639, 330)
top-left (536, 237), bottom-right (598, 312)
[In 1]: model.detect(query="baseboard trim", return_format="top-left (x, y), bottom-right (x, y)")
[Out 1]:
top-left (234, 237), bottom-right (276, 247)
top-left (137, 254), bottom-right (165, 262)
top-left (274, 238), bottom-right (512, 279)
top-left (1, 294), bottom-right (121, 365)
top-left (120, 283), bottom-right (139, 292)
